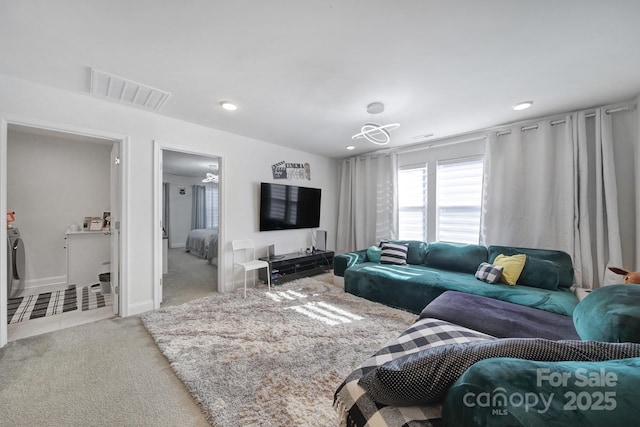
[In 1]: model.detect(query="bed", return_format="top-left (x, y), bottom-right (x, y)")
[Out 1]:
top-left (185, 228), bottom-right (218, 264)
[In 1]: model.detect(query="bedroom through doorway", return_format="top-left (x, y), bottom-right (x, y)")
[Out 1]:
top-left (160, 150), bottom-right (219, 307)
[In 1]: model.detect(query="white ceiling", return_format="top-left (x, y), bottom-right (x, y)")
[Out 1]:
top-left (2, 1), bottom-right (640, 158)
top-left (163, 150), bottom-right (218, 178)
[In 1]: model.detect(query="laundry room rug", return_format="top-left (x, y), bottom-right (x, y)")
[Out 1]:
top-left (82, 284), bottom-right (113, 311)
top-left (7, 285), bottom-right (78, 324)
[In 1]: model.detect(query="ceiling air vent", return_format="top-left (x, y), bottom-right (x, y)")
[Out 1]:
top-left (90, 68), bottom-right (171, 111)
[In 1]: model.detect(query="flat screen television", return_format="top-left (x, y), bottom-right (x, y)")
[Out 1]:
top-left (259, 182), bottom-right (321, 231)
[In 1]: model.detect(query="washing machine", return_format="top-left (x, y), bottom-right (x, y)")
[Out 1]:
top-left (7, 227), bottom-right (25, 298)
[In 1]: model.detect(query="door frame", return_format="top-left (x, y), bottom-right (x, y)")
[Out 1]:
top-left (152, 140), bottom-right (225, 309)
top-left (0, 114), bottom-right (129, 347)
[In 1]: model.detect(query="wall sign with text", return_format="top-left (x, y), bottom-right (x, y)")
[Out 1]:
top-left (272, 161), bottom-right (311, 180)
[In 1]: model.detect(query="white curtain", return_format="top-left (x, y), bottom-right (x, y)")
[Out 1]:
top-left (191, 185), bottom-right (207, 230)
top-left (572, 110), bottom-right (623, 287)
top-left (481, 108), bottom-right (626, 289)
top-left (481, 117), bottom-right (575, 252)
top-left (336, 153), bottom-right (398, 253)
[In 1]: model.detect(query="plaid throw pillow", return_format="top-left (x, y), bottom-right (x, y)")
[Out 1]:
top-left (475, 262), bottom-right (504, 284)
top-left (380, 242), bottom-right (409, 265)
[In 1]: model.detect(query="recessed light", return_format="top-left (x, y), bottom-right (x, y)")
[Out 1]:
top-left (513, 101), bottom-right (533, 111)
top-left (346, 145), bottom-right (355, 150)
top-left (220, 101), bottom-right (237, 111)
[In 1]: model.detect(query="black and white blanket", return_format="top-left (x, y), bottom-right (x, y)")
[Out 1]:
top-left (333, 318), bottom-right (495, 427)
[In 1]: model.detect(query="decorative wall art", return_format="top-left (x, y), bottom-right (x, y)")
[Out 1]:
top-left (272, 161), bottom-right (311, 180)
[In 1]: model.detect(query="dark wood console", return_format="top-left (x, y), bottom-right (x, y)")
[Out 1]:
top-left (259, 250), bottom-right (334, 285)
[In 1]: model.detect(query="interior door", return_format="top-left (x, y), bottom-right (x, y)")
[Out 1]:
top-left (158, 151), bottom-right (163, 304)
top-left (110, 142), bottom-right (120, 315)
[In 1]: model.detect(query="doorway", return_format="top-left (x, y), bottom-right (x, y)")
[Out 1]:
top-left (153, 144), bottom-right (222, 309)
top-left (1, 119), bottom-right (126, 347)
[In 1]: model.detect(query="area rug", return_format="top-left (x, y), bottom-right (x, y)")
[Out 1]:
top-left (7, 285), bottom-right (77, 324)
top-left (82, 284), bottom-right (113, 311)
top-left (141, 277), bottom-right (417, 427)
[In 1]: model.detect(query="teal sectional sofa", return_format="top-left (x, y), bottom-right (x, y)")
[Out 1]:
top-left (334, 273), bottom-right (640, 427)
top-left (334, 240), bottom-right (579, 316)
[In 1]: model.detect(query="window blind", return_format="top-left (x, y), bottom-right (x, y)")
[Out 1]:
top-left (205, 185), bottom-right (219, 228)
top-left (436, 157), bottom-right (483, 244)
top-left (398, 166), bottom-right (427, 240)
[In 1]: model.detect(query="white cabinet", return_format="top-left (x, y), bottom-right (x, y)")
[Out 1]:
top-left (66, 231), bottom-right (110, 288)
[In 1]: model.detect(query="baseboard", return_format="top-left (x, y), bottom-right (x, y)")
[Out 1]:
top-left (170, 243), bottom-right (185, 249)
top-left (127, 299), bottom-right (154, 316)
top-left (21, 275), bottom-right (69, 295)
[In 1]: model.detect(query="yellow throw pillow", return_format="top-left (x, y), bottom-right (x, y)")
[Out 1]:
top-left (493, 254), bottom-right (527, 285)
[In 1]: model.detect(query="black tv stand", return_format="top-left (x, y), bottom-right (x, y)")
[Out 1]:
top-left (259, 250), bottom-right (334, 285)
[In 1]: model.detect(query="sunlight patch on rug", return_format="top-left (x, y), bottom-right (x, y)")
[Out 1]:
top-left (286, 301), bottom-right (364, 325)
top-left (141, 277), bottom-right (416, 427)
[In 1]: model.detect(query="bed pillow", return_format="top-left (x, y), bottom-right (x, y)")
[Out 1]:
top-left (379, 242), bottom-right (409, 265)
top-left (493, 254), bottom-right (526, 285)
top-left (474, 262), bottom-right (504, 284)
top-left (366, 246), bottom-right (382, 263)
top-left (358, 338), bottom-right (640, 406)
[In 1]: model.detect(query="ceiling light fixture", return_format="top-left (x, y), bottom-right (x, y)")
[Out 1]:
top-left (352, 102), bottom-right (400, 145)
top-left (346, 145), bottom-right (355, 150)
top-left (513, 101), bottom-right (533, 111)
top-left (220, 101), bottom-right (237, 111)
top-left (202, 165), bottom-right (218, 183)
top-left (202, 172), bottom-right (218, 183)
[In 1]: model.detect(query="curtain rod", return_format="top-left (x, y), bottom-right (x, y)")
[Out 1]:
top-left (495, 104), bottom-right (636, 137)
top-left (398, 134), bottom-right (488, 154)
top-left (389, 102), bottom-right (637, 151)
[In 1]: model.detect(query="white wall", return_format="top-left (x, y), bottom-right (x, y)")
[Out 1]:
top-left (7, 130), bottom-right (111, 290)
top-left (0, 74), bottom-right (340, 314)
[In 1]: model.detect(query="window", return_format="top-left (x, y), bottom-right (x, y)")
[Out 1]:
top-left (398, 166), bottom-right (427, 240)
top-left (205, 185), bottom-right (219, 228)
top-left (436, 157), bottom-right (483, 244)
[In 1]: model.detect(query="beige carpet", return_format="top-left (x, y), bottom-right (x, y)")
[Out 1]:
top-left (0, 316), bottom-right (210, 427)
top-left (141, 277), bottom-right (417, 427)
top-left (162, 248), bottom-right (218, 307)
